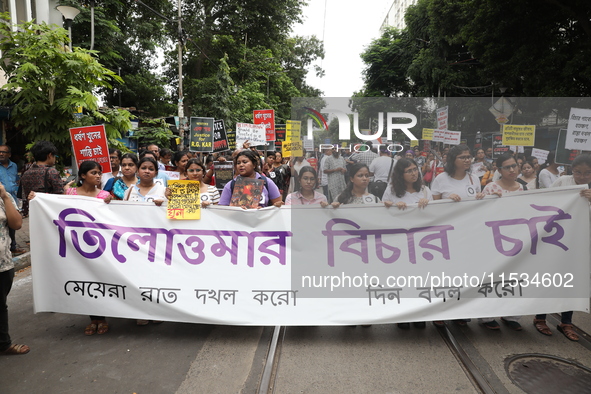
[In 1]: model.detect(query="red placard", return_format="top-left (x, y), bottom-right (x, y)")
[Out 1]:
top-left (69, 125), bottom-right (111, 174)
top-left (253, 109), bottom-right (276, 141)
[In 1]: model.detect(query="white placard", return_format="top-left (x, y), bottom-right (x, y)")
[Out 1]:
top-left (565, 107), bottom-right (591, 150)
top-left (531, 148), bottom-right (550, 165)
top-left (235, 123), bottom-right (267, 148)
top-left (432, 129), bottom-right (446, 142)
top-left (444, 130), bottom-right (461, 145)
top-left (437, 106), bottom-right (448, 130)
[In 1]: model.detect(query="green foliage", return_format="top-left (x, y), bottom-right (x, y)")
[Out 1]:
top-left (0, 13), bottom-right (122, 156)
top-left (361, 0), bottom-right (591, 98)
top-left (129, 119), bottom-right (174, 149)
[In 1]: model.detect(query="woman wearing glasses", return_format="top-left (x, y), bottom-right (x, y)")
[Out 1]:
top-left (184, 158), bottom-right (220, 207)
top-left (285, 166), bottom-right (327, 206)
top-left (382, 158), bottom-right (431, 329)
top-left (430, 145), bottom-right (483, 327)
top-left (431, 144), bottom-right (484, 202)
top-left (478, 153), bottom-right (525, 331)
top-left (533, 153), bottom-right (591, 341)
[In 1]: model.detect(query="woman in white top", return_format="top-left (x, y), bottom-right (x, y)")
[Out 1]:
top-left (382, 158), bottom-right (431, 330)
top-left (517, 158), bottom-right (537, 190)
top-left (430, 145), bottom-right (483, 327)
top-left (383, 158), bottom-right (432, 210)
top-left (124, 157), bottom-right (167, 205)
top-left (534, 153), bottom-right (591, 341)
top-left (538, 151), bottom-right (561, 188)
top-left (431, 144), bottom-right (485, 202)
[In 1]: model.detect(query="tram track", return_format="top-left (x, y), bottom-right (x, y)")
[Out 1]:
top-left (255, 317), bottom-right (591, 394)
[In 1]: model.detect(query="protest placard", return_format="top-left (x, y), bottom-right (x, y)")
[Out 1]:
top-left (213, 120), bottom-right (229, 153)
top-left (432, 129), bottom-right (446, 143)
top-left (253, 109), bottom-right (276, 142)
top-left (214, 161), bottom-right (234, 191)
top-left (436, 106), bottom-right (448, 130)
top-left (282, 140), bottom-right (303, 157)
top-left (492, 133), bottom-right (510, 158)
top-left (69, 125), bottom-right (111, 174)
top-left (556, 128), bottom-right (580, 165)
top-left (166, 180), bottom-right (201, 220)
top-left (531, 148), bottom-right (550, 165)
top-left (444, 131), bottom-right (461, 145)
top-left (236, 123), bottom-right (266, 148)
top-left (502, 125), bottom-right (535, 146)
top-left (189, 117), bottom-right (214, 152)
top-left (565, 107), bottom-right (591, 150)
top-left (422, 128), bottom-right (434, 140)
top-left (274, 124), bottom-right (286, 150)
top-left (286, 120), bottom-right (301, 141)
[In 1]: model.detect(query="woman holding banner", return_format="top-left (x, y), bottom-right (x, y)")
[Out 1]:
top-left (103, 153), bottom-right (139, 200)
top-left (285, 166), bottom-right (327, 206)
top-left (533, 153), bottom-right (591, 341)
top-left (383, 158), bottom-right (431, 329)
top-left (431, 144), bottom-right (484, 327)
top-left (218, 149), bottom-right (283, 208)
top-left (479, 153), bottom-right (525, 331)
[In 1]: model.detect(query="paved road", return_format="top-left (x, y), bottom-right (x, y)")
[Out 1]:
top-left (2, 267), bottom-right (591, 393)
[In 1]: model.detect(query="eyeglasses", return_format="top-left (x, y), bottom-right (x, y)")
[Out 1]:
top-left (457, 155), bottom-right (472, 161)
top-left (187, 168), bottom-right (203, 173)
top-left (501, 163), bottom-right (518, 171)
top-left (404, 167), bottom-right (419, 174)
top-left (109, 156), bottom-right (119, 160)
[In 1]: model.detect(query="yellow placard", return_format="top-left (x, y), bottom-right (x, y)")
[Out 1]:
top-left (286, 120), bottom-right (301, 141)
top-left (502, 125), bottom-right (535, 146)
top-left (282, 140), bottom-right (303, 157)
top-left (410, 139), bottom-right (419, 147)
top-left (422, 128), bottom-right (434, 140)
top-left (167, 180), bottom-right (201, 220)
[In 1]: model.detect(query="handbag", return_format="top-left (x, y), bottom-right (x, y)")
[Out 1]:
top-left (368, 158), bottom-right (395, 199)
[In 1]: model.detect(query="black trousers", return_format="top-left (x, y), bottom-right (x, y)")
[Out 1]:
top-left (0, 268), bottom-right (15, 351)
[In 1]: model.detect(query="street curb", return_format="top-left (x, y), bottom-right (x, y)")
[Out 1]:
top-left (13, 251), bottom-right (31, 271)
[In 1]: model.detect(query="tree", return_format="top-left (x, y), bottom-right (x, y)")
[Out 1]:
top-left (0, 14), bottom-right (126, 154)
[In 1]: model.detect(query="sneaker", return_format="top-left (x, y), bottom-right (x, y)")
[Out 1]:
top-left (397, 322), bottom-right (410, 329)
top-left (501, 318), bottom-right (522, 331)
top-left (482, 320), bottom-right (501, 330)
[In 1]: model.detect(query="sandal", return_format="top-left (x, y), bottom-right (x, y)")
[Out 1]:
top-left (97, 320), bottom-right (109, 335)
top-left (557, 324), bottom-right (579, 341)
top-left (0, 344), bottom-right (30, 355)
top-left (533, 319), bottom-right (552, 336)
top-left (85, 321), bottom-right (98, 336)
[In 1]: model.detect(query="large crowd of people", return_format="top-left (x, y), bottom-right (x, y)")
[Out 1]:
top-left (1, 138), bottom-right (590, 355)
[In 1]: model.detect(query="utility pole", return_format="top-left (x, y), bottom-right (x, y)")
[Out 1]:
top-left (177, 0), bottom-right (185, 150)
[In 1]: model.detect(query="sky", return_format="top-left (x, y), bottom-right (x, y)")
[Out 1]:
top-left (291, 0), bottom-right (393, 97)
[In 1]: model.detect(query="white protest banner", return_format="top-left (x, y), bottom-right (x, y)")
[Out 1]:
top-left (236, 123), bottom-right (266, 148)
top-left (565, 107), bottom-right (591, 150)
top-left (444, 130), bottom-right (461, 145)
top-left (436, 106), bottom-right (448, 130)
top-left (531, 148), bottom-right (550, 165)
top-left (31, 188), bottom-right (589, 325)
top-left (432, 129), bottom-right (446, 143)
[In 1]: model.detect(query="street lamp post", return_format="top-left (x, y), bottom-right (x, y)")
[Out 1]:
top-left (56, 5), bottom-right (80, 51)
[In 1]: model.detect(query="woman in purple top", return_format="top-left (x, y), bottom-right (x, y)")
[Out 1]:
top-left (218, 149), bottom-right (283, 208)
top-left (285, 166), bottom-right (328, 206)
